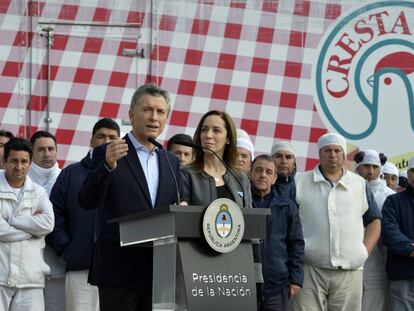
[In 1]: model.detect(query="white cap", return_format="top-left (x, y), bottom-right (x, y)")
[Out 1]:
top-left (400, 170), bottom-right (408, 178)
top-left (382, 162), bottom-right (399, 177)
top-left (236, 129), bottom-right (254, 158)
top-left (355, 149), bottom-right (381, 169)
top-left (317, 132), bottom-right (347, 154)
top-left (271, 141), bottom-right (295, 156)
top-left (408, 156), bottom-right (414, 170)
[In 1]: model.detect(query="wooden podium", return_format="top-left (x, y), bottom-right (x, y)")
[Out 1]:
top-left (113, 205), bottom-right (270, 311)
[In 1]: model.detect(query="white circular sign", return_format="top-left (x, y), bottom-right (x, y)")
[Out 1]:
top-left (202, 198), bottom-right (245, 253)
top-left (314, 1), bottom-right (414, 156)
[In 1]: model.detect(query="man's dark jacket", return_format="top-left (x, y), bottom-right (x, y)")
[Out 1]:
top-left (47, 153), bottom-right (95, 271)
top-left (274, 171), bottom-right (296, 201)
top-left (253, 187), bottom-right (304, 298)
top-left (78, 135), bottom-right (182, 289)
top-left (382, 183), bottom-right (414, 280)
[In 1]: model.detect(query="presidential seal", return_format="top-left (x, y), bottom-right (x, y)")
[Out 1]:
top-left (203, 198), bottom-right (245, 253)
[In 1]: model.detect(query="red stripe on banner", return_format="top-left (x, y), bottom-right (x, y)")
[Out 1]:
top-left (246, 88), bottom-right (264, 105)
top-left (58, 4), bottom-right (79, 20)
top-left (93, 7), bottom-right (111, 22)
top-left (279, 92), bottom-right (298, 109)
top-left (257, 27), bottom-right (274, 43)
top-left (240, 119), bottom-right (258, 136)
top-left (30, 95), bottom-right (47, 111)
top-left (309, 128), bottom-right (327, 143)
top-left (211, 84), bottom-right (230, 100)
top-left (63, 99), bottom-right (84, 115)
top-left (218, 53), bottom-right (236, 70)
top-left (251, 57), bottom-right (269, 74)
top-left (99, 102), bottom-right (119, 118)
top-left (177, 80), bottom-right (196, 96)
top-left (294, 0), bottom-right (310, 17)
top-left (57, 159), bottom-right (66, 169)
top-left (108, 71), bottom-right (129, 88)
top-left (151, 45), bottom-right (170, 61)
top-left (12, 31), bottom-right (34, 48)
top-left (53, 35), bottom-right (69, 51)
top-left (170, 111), bottom-right (189, 127)
top-left (127, 11), bottom-right (145, 24)
top-left (192, 19), bottom-right (210, 36)
top-left (230, 1), bottom-right (246, 9)
top-left (83, 37), bottom-right (103, 54)
top-left (289, 31), bottom-right (306, 48)
top-left (305, 158), bottom-right (319, 170)
top-left (262, 1), bottom-right (278, 13)
top-left (74, 68), bottom-right (94, 84)
top-left (37, 65), bottom-right (58, 81)
top-left (159, 15), bottom-right (177, 32)
top-left (27, 1), bottom-right (45, 17)
top-left (0, 93), bottom-right (12, 108)
top-left (325, 3), bottom-right (341, 20)
top-left (2, 61), bottom-right (23, 77)
top-left (274, 124), bottom-right (293, 140)
top-left (55, 129), bottom-right (75, 145)
top-left (0, 0), bottom-right (11, 14)
top-left (224, 23), bottom-right (242, 39)
top-left (284, 61), bottom-right (302, 78)
top-left (18, 125), bottom-right (38, 139)
top-left (185, 49), bottom-right (203, 66)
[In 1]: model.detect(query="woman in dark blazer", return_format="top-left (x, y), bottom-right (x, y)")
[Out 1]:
top-left (181, 110), bottom-right (252, 209)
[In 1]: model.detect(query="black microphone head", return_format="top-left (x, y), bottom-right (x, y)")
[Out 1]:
top-left (173, 139), bottom-right (202, 150)
top-left (148, 137), bottom-right (163, 149)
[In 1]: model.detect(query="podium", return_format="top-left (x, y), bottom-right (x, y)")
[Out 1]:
top-left (114, 205), bottom-right (270, 311)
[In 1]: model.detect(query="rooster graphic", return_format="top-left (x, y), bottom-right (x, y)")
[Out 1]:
top-left (353, 40), bottom-right (414, 154)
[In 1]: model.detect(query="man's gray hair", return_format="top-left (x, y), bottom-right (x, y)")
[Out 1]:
top-left (130, 84), bottom-right (170, 114)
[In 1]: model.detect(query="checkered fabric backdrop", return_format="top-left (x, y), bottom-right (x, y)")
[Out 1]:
top-left (0, 0), bottom-right (359, 170)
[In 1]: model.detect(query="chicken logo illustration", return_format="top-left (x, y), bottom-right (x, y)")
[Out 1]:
top-left (314, 1), bottom-right (414, 157)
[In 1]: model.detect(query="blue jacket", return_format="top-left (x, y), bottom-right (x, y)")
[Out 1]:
top-left (253, 188), bottom-right (304, 298)
top-left (382, 183), bottom-right (414, 280)
top-left (47, 153), bottom-right (96, 271)
top-left (274, 172), bottom-right (296, 201)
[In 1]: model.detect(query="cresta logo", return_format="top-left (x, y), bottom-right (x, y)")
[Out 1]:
top-left (314, 1), bottom-right (414, 156)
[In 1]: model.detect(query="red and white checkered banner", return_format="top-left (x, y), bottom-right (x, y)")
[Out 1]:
top-left (4, 0), bottom-right (406, 170)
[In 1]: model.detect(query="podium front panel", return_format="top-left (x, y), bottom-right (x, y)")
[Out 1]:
top-left (178, 239), bottom-right (257, 311)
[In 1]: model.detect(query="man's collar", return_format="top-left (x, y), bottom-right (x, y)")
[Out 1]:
top-left (313, 165), bottom-right (349, 188)
top-left (127, 132), bottom-right (159, 153)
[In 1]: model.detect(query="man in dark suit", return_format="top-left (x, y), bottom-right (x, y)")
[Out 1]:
top-left (78, 84), bottom-right (182, 311)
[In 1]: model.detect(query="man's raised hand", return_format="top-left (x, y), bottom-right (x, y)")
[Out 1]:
top-left (105, 139), bottom-right (129, 170)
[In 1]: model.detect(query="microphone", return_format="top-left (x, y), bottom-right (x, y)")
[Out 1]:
top-left (148, 137), bottom-right (181, 205)
top-left (148, 137), bottom-right (163, 150)
top-left (173, 139), bottom-right (246, 208)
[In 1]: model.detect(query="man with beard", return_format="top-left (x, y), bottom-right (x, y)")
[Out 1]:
top-left (271, 141), bottom-right (296, 200)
